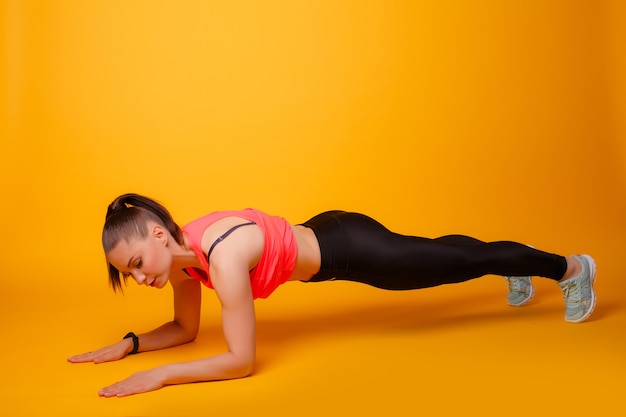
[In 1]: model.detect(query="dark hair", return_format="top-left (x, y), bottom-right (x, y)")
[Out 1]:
top-left (103, 194), bottom-right (183, 293)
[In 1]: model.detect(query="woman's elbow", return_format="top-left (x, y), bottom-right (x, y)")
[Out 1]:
top-left (175, 322), bottom-right (199, 344)
top-left (230, 356), bottom-right (255, 379)
top-left (241, 361), bottom-right (255, 378)
top-left (174, 327), bottom-right (197, 345)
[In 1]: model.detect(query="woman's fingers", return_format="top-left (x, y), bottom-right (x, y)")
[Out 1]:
top-left (68, 341), bottom-right (129, 363)
top-left (67, 351), bottom-right (98, 363)
top-left (99, 369), bottom-right (164, 397)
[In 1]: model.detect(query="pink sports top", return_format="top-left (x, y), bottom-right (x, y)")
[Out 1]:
top-left (181, 209), bottom-right (298, 299)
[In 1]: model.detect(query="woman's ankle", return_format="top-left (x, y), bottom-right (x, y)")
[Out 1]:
top-left (559, 256), bottom-right (582, 281)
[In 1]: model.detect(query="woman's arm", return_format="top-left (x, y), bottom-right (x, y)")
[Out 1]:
top-left (132, 272), bottom-right (202, 352)
top-left (160, 254), bottom-right (257, 384)
top-left (97, 227), bottom-right (260, 397)
top-left (99, 263), bottom-right (256, 397)
top-left (67, 269), bottom-right (201, 364)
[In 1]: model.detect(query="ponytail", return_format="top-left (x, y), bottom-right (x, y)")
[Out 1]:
top-left (103, 194), bottom-right (183, 292)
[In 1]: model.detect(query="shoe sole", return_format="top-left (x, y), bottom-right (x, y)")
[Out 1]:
top-left (508, 277), bottom-right (534, 307)
top-left (566, 254), bottom-right (597, 323)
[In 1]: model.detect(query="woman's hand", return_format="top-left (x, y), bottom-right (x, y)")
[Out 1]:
top-left (67, 339), bottom-right (132, 364)
top-left (98, 368), bottom-right (166, 397)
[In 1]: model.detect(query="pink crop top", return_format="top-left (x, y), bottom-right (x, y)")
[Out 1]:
top-left (181, 209), bottom-right (298, 299)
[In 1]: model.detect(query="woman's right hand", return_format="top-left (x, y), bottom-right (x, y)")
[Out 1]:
top-left (67, 338), bottom-right (133, 364)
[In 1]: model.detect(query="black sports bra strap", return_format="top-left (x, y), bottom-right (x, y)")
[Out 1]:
top-left (206, 221), bottom-right (257, 262)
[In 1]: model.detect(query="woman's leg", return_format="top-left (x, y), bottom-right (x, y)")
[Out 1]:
top-left (433, 235), bottom-right (485, 246)
top-left (311, 211), bottom-right (567, 290)
top-left (302, 211), bottom-right (596, 322)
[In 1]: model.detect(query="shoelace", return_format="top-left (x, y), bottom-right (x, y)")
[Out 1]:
top-left (507, 278), bottom-right (526, 293)
top-left (562, 280), bottom-right (581, 303)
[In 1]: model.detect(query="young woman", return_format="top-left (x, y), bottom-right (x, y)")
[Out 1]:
top-left (68, 193), bottom-right (597, 397)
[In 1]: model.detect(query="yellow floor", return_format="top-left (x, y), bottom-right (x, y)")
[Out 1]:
top-left (2, 235), bottom-right (624, 417)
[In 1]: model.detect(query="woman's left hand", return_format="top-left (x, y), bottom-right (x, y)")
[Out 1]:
top-left (98, 368), bottom-right (165, 397)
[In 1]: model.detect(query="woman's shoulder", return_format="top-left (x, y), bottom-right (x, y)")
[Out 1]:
top-left (184, 209), bottom-right (252, 228)
top-left (184, 209), bottom-right (265, 248)
top-left (184, 208), bottom-right (287, 231)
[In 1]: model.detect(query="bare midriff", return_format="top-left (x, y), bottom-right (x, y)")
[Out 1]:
top-left (288, 225), bottom-right (321, 282)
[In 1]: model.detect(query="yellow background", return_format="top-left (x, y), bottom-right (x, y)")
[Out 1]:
top-left (1, 1), bottom-right (625, 416)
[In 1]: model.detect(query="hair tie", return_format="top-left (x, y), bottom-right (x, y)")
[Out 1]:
top-left (111, 204), bottom-right (126, 214)
top-left (106, 203), bottom-right (127, 219)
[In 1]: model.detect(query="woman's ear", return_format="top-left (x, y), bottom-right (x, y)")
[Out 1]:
top-left (152, 224), bottom-right (168, 245)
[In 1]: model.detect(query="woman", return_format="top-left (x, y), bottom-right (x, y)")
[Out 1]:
top-left (68, 194), bottom-right (597, 397)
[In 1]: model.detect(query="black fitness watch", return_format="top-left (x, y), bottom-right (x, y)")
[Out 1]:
top-left (123, 332), bottom-right (139, 355)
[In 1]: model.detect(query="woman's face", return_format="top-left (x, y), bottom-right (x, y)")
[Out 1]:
top-left (106, 224), bottom-right (172, 289)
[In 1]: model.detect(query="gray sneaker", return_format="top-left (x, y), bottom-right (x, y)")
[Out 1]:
top-left (558, 254), bottom-right (597, 323)
top-left (505, 276), bottom-right (534, 306)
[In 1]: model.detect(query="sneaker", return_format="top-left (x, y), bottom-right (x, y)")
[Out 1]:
top-left (505, 276), bottom-right (534, 306)
top-left (558, 254), bottom-right (597, 323)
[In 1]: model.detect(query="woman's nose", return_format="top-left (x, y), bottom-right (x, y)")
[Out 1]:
top-left (132, 271), bottom-right (146, 284)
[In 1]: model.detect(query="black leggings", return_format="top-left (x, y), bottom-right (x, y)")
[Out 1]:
top-left (300, 211), bottom-right (567, 290)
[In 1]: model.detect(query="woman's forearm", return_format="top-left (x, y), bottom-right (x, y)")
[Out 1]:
top-left (98, 351), bottom-right (254, 397)
top-left (160, 352), bottom-right (254, 385)
top-left (68, 320), bottom-right (196, 364)
top-left (134, 320), bottom-right (197, 353)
